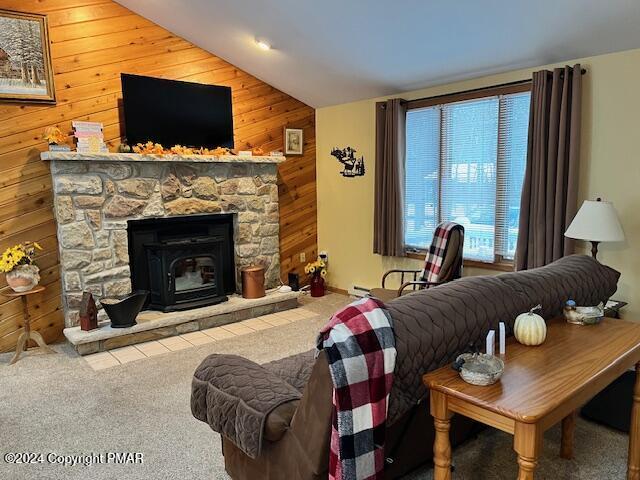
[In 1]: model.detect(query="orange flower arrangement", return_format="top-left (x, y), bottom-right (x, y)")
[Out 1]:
top-left (204, 146), bottom-right (232, 156)
top-left (132, 141), bottom-right (165, 154)
top-left (43, 126), bottom-right (67, 145)
top-left (169, 145), bottom-right (194, 155)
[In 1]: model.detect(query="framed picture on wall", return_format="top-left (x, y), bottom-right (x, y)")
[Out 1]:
top-left (0, 9), bottom-right (56, 104)
top-left (284, 127), bottom-right (303, 155)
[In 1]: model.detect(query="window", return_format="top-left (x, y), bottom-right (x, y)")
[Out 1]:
top-left (404, 87), bottom-right (531, 263)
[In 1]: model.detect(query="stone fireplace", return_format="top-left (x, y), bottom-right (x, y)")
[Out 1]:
top-left (42, 152), bottom-right (285, 328)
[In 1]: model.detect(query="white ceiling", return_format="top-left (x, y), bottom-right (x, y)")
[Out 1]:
top-left (116, 0), bottom-right (640, 107)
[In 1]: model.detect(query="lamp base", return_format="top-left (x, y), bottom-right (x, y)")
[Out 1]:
top-left (590, 241), bottom-right (600, 260)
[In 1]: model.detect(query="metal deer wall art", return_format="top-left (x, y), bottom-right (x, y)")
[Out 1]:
top-left (330, 147), bottom-right (365, 178)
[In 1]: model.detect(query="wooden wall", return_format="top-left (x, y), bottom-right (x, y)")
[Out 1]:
top-left (0, 0), bottom-right (317, 352)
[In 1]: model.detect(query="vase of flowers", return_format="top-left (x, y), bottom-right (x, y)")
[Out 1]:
top-left (304, 259), bottom-right (327, 297)
top-left (0, 242), bottom-right (43, 293)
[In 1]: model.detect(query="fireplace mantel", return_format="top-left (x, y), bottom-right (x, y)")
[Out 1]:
top-left (41, 151), bottom-right (286, 164)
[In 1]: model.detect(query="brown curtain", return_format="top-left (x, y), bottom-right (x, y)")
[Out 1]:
top-left (515, 65), bottom-right (582, 271)
top-left (374, 98), bottom-right (407, 257)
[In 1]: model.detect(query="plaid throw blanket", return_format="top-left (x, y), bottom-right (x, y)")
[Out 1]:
top-left (421, 221), bottom-right (464, 283)
top-left (316, 297), bottom-right (396, 480)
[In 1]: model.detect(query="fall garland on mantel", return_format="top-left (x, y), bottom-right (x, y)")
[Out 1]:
top-left (40, 125), bottom-right (271, 157)
top-left (131, 141), bottom-right (265, 157)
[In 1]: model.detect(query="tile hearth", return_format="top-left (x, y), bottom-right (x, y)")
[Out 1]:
top-left (83, 306), bottom-right (318, 370)
top-left (65, 290), bottom-right (299, 355)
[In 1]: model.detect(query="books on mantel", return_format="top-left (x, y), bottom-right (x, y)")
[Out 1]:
top-left (72, 121), bottom-right (108, 153)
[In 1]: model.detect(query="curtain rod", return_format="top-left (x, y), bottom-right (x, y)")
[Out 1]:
top-left (390, 68), bottom-right (587, 107)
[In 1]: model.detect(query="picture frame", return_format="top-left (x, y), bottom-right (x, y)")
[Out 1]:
top-left (284, 127), bottom-right (303, 155)
top-left (0, 9), bottom-right (56, 104)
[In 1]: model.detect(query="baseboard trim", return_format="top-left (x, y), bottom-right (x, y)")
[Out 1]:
top-left (326, 285), bottom-right (349, 296)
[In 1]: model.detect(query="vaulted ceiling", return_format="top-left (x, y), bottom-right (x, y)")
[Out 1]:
top-left (117, 0), bottom-right (640, 107)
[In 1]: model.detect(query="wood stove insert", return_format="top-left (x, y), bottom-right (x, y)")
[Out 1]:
top-left (128, 214), bottom-right (235, 312)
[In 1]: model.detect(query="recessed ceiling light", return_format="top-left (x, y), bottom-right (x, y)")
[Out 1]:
top-left (255, 38), bottom-right (271, 51)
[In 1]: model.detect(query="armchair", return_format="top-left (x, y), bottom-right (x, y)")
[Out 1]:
top-left (371, 222), bottom-right (464, 301)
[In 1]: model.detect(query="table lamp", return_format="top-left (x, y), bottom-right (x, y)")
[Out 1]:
top-left (564, 198), bottom-right (625, 260)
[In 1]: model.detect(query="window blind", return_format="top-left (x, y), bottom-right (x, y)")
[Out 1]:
top-left (405, 106), bottom-right (440, 249)
top-left (441, 97), bottom-right (499, 261)
top-left (495, 92), bottom-right (530, 260)
top-left (404, 91), bottom-right (531, 263)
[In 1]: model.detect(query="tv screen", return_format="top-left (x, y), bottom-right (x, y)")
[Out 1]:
top-left (121, 74), bottom-right (234, 149)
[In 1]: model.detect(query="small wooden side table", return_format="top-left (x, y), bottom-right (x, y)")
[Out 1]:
top-left (424, 318), bottom-right (640, 480)
top-left (3, 286), bottom-right (55, 365)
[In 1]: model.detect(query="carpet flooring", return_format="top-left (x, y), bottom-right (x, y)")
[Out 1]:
top-left (0, 293), bottom-right (631, 479)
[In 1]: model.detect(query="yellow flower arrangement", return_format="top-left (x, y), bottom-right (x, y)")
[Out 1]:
top-left (304, 259), bottom-right (328, 278)
top-left (0, 242), bottom-right (42, 273)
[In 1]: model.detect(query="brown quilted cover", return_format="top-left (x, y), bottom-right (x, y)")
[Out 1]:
top-left (262, 349), bottom-right (316, 393)
top-left (191, 354), bottom-right (301, 459)
top-left (385, 254), bottom-right (619, 423)
top-left (190, 255), bottom-right (619, 458)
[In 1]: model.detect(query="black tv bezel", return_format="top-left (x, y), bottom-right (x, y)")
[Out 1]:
top-left (120, 73), bottom-right (234, 149)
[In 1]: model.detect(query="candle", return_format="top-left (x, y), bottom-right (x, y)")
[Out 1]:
top-left (499, 322), bottom-right (506, 355)
top-left (486, 330), bottom-right (495, 356)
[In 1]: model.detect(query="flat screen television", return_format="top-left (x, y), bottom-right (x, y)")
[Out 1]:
top-left (121, 74), bottom-right (234, 149)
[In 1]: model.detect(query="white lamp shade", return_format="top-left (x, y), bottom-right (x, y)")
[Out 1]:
top-left (564, 200), bottom-right (625, 242)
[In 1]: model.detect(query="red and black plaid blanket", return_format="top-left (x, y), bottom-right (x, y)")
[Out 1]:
top-left (316, 297), bottom-right (396, 480)
top-left (421, 221), bottom-right (464, 283)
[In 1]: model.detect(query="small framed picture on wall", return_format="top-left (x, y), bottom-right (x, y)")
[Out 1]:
top-left (284, 127), bottom-right (303, 155)
top-left (0, 9), bottom-right (56, 103)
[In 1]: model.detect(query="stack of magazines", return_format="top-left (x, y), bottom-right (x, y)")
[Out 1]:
top-left (73, 121), bottom-right (108, 153)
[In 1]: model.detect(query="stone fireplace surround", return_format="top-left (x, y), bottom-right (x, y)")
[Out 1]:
top-left (42, 152), bottom-right (285, 328)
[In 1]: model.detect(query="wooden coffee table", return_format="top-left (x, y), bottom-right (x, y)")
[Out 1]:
top-left (423, 318), bottom-right (640, 480)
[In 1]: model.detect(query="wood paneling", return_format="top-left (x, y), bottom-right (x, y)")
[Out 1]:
top-left (0, 0), bottom-right (316, 352)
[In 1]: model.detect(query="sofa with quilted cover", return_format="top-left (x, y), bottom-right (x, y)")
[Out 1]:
top-left (191, 255), bottom-right (620, 479)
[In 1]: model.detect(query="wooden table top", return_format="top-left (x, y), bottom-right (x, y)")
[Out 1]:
top-left (1, 285), bottom-right (45, 298)
top-left (423, 318), bottom-right (640, 424)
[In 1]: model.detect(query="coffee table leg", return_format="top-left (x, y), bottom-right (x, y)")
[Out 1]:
top-left (514, 422), bottom-right (541, 480)
top-left (560, 410), bottom-right (576, 459)
top-left (431, 391), bottom-right (453, 480)
top-left (629, 362), bottom-right (640, 480)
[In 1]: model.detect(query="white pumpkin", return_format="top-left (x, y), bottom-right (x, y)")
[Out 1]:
top-left (514, 304), bottom-right (547, 346)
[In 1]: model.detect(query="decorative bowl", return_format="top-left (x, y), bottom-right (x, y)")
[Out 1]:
top-left (564, 303), bottom-right (605, 325)
top-left (454, 353), bottom-right (504, 386)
